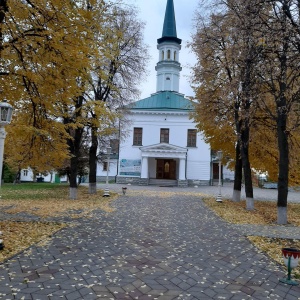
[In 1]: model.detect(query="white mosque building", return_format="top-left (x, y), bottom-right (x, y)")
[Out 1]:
top-left (97, 0), bottom-right (219, 187)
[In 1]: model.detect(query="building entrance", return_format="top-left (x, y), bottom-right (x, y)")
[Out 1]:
top-left (156, 159), bottom-right (176, 179)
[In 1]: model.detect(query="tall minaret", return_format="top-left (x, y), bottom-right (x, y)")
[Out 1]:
top-left (156, 0), bottom-right (182, 93)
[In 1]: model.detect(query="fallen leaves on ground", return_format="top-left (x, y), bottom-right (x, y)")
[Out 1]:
top-left (248, 236), bottom-right (300, 279)
top-left (203, 197), bottom-right (300, 226)
top-left (0, 184), bottom-right (116, 262)
top-left (203, 196), bottom-right (300, 279)
top-left (0, 185), bottom-right (116, 218)
top-left (0, 221), bottom-right (66, 262)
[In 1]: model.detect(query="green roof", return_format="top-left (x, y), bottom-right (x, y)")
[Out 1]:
top-left (158, 0), bottom-right (182, 44)
top-left (128, 91), bottom-right (194, 111)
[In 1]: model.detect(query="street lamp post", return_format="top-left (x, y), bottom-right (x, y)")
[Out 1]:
top-left (0, 101), bottom-right (13, 187)
top-left (0, 100), bottom-right (13, 251)
top-left (216, 150), bottom-right (223, 203)
top-left (103, 146), bottom-right (111, 197)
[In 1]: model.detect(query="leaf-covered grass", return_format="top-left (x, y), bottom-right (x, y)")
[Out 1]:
top-left (203, 197), bottom-right (300, 226)
top-left (0, 183), bottom-right (116, 262)
top-left (0, 184), bottom-right (116, 217)
top-left (203, 196), bottom-right (300, 279)
top-left (0, 221), bottom-right (66, 263)
top-left (0, 183), bottom-right (69, 200)
top-left (248, 236), bottom-right (300, 279)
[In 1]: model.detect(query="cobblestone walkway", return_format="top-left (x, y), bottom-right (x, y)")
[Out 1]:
top-left (0, 190), bottom-right (299, 299)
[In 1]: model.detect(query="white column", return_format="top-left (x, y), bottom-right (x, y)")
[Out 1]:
top-left (179, 158), bottom-right (186, 180)
top-left (0, 127), bottom-right (7, 187)
top-left (141, 157), bottom-right (149, 179)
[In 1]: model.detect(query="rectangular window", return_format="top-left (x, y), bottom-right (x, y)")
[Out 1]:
top-left (160, 128), bottom-right (169, 143)
top-left (103, 162), bottom-right (107, 171)
top-left (187, 129), bottom-right (197, 147)
top-left (133, 128), bottom-right (143, 146)
top-left (110, 139), bottom-right (119, 154)
top-left (23, 170), bottom-right (28, 177)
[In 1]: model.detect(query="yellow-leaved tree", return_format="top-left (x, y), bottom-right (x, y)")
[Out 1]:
top-left (191, 0), bottom-right (300, 224)
top-left (1, 0), bottom-right (109, 199)
top-left (2, 0), bottom-right (95, 159)
top-left (190, 5), bottom-right (262, 209)
top-left (86, 4), bottom-right (148, 194)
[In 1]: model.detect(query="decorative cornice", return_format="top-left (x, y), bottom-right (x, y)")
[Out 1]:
top-left (141, 151), bottom-right (186, 159)
top-left (155, 61), bottom-right (182, 71)
top-left (140, 142), bottom-right (187, 152)
top-left (130, 110), bottom-right (191, 116)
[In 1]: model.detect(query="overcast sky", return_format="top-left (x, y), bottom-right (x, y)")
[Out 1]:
top-left (125, 0), bottom-right (200, 99)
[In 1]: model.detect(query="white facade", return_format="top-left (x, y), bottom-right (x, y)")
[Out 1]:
top-left (115, 110), bottom-right (211, 186)
top-left (96, 159), bottom-right (118, 181)
top-left (20, 168), bottom-right (68, 183)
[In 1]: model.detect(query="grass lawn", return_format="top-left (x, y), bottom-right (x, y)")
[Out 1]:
top-left (0, 183), bottom-right (116, 262)
top-left (203, 196), bottom-right (300, 279)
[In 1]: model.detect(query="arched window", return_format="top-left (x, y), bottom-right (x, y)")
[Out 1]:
top-left (164, 162), bottom-right (170, 173)
top-left (167, 50), bottom-right (171, 59)
top-left (161, 50), bottom-right (164, 61)
top-left (174, 51), bottom-right (177, 61)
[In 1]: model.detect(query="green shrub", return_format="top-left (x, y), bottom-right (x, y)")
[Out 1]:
top-left (3, 164), bottom-right (16, 183)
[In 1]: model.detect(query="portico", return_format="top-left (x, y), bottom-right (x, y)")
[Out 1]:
top-left (140, 143), bottom-right (187, 185)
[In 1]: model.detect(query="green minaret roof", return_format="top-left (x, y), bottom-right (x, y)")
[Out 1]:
top-left (158, 0), bottom-right (182, 45)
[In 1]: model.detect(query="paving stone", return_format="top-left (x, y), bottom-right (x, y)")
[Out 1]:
top-left (202, 288), bottom-right (217, 298)
top-left (164, 290), bottom-right (182, 297)
top-left (64, 290), bottom-right (83, 300)
top-left (147, 289), bottom-right (167, 296)
top-left (156, 296), bottom-right (176, 300)
top-left (19, 287), bottom-right (43, 294)
top-left (31, 294), bottom-right (51, 300)
top-left (51, 290), bottom-right (69, 297)
top-left (10, 293), bottom-right (33, 300)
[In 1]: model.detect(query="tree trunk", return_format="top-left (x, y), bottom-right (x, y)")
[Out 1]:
top-left (232, 141), bottom-right (242, 202)
top-left (69, 187), bottom-right (78, 200)
top-left (276, 11), bottom-right (289, 224)
top-left (13, 168), bottom-right (21, 184)
top-left (65, 95), bottom-right (85, 200)
top-left (0, 1), bottom-right (8, 44)
top-left (0, 1), bottom-right (8, 77)
top-left (277, 60), bottom-right (289, 223)
top-left (240, 41), bottom-right (254, 210)
top-left (277, 114), bottom-right (288, 224)
top-left (68, 126), bottom-right (83, 199)
top-left (241, 126), bottom-right (254, 210)
top-left (88, 127), bottom-right (98, 194)
top-left (69, 156), bottom-right (78, 200)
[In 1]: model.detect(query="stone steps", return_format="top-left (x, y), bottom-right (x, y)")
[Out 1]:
top-left (148, 179), bottom-right (178, 186)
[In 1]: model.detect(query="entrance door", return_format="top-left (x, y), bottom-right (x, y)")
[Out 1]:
top-left (213, 163), bottom-right (223, 180)
top-left (156, 159), bottom-right (176, 179)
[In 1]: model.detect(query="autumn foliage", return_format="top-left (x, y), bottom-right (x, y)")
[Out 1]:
top-left (0, 0), bottom-right (147, 195)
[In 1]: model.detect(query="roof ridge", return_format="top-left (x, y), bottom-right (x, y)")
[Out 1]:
top-left (128, 91), bottom-right (194, 111)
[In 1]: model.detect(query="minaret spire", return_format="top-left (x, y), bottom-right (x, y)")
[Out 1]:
top-left (156, 0), bottom-right (182, 93)
top-left (158, 0), bottom-right (182, 45)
